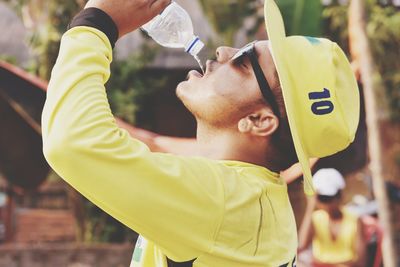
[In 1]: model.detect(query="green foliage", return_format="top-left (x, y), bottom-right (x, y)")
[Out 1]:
top-left (199, 0), bottom-right (323, 45)
top-left (321, 5), bottom-right (349, 53)
top-left (107, 44), bottom-right (166, 125)
top-left (199, 0), bottom-right (257, 45)
top-left (323, 2), bottom-right (400, 121)
top-left (367, 4), bottom-right (400, 121)
top-left (0, 55), bottom-right (17, 65)
top-left (5, 0), bottom-right (84, 79)
top-left (276, 0), bottom-right (323, 36)
top-left (35, 0), bottom-right (83, 80)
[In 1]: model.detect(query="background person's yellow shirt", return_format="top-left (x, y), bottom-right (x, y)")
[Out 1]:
top-left (42, 26), bottom-right (297, 267)
top-left (312, 208), bottom-right (358, 264)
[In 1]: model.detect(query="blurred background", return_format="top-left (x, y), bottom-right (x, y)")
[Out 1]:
top-left (0, 0), bottom-right (399, 266)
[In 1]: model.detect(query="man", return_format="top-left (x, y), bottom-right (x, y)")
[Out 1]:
top-left (298, 169), bottom-right (366, 267)
top-left (41, 0), bottom-right (360, 266)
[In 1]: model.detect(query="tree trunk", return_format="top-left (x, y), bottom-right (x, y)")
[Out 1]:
top-left (348, 0), bottom-right (398, 266)
top-left (4, 186), bottom-right (15, 242)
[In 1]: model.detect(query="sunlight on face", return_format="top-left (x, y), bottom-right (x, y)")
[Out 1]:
top-left (176, 40), bottom-right (278, 128)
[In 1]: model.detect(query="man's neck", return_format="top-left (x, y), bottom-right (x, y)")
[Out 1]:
top-left (196, 123), bottom-right (271, 168)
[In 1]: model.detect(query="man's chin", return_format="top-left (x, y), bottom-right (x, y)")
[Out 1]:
top-left (176, 79), bottom-right (195, 98)
top-left (175, 81), bottom-right (190, 105)
top-left (175, 81), bottom-right (186, 100)
top-left (175, 83), bottom-right (197, 115)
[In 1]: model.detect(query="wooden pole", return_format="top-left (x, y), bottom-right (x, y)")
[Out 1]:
top-left (348, 0), bottom-right (398, 266)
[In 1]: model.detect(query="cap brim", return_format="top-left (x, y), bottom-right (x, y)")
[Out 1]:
top-left (264, 0), bottom-right (315, 195)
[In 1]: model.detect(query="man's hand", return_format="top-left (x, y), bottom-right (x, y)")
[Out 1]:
top-left (85, 0), bottom-right (171, 38)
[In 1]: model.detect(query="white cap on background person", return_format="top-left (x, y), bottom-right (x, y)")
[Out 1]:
top-left (313, 168), bottom-right (345, 196)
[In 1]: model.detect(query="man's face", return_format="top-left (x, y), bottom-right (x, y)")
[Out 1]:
top-left (176, 41), bottom-right (279, 128)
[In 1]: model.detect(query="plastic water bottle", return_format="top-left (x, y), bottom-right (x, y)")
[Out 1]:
top-left (141, 2), bottom-right (205, 73)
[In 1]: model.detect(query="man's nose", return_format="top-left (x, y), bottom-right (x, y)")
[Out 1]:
top-left (216, 46), bottom-right (239, 63)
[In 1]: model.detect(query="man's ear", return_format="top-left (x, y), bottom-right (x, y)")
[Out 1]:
top-left (238, 108), bottom-right (279, 137)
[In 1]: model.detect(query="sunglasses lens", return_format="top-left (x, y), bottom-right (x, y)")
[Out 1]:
top-left (232, 42), bottom-right (255, 60)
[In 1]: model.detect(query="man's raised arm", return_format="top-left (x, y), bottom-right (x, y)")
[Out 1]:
top-left (41, 0), bottom-right (224, 261)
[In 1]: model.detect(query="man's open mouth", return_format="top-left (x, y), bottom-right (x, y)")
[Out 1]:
top-left (186, 70), bottom-right (203, 80)
top-left (186, 60), bottom-right (212, 80)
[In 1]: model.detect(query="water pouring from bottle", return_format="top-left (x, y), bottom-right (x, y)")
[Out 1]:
top-left (194, 55), bottom-right (205, 75)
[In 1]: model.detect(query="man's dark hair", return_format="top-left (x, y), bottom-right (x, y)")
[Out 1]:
top-left (268, 71), bottom-right (298, 171)
top-left (317, 191), bottom-right (342, 203)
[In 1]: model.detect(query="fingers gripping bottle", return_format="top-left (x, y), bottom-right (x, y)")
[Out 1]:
top-left (141, 2), bottom-right (205, 72)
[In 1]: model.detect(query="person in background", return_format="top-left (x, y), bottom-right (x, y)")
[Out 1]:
top-left (298, 168), bottom-right (366, 267)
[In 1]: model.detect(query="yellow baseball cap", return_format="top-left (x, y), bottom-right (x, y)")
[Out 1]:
top-left (264, 0), bottom-right (360, 195)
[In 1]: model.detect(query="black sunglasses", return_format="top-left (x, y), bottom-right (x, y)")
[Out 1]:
top-left (231, 41), bottom-right (281, 119)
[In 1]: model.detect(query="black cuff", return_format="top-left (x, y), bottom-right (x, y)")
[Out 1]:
top-left (68, 7), bottom-right (119, 48)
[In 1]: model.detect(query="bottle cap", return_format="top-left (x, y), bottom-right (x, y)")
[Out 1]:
top-left (185, 36), bottom-right (204, 56)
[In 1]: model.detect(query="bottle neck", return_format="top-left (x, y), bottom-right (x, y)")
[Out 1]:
top-left (185, 36), bottom-right (204, 56)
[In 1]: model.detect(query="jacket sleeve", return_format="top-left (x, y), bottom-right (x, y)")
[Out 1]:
top-left (41, 26), bottom-right (225, 261)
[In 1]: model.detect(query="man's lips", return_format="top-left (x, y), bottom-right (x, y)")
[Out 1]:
top-left (186, 60), bottom-right (214, 80)
top-left (187, 70), bottom-right (203, 80)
